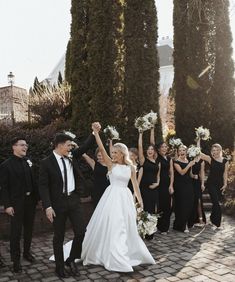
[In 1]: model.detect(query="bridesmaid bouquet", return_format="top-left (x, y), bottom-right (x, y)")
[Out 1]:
top-left (136, 203), bottom-right (158, 238)
top-left (144, 111), bottom-right (158, 128)
top-left (134, 116), bottom-right (152, 132)
top-left (169, 137), bottom-right (183, 148)
top-left (195, 126), bottom-right (211, 141)
top-left (187, 145), bottom-right (201, 159)
top-left (103, 125), bottom-right (120, 140)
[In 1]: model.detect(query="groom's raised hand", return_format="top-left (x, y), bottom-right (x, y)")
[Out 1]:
top-left (92, 122), bottom-right (101, 133)
top-left (46, 207), bottom-right (56, 223)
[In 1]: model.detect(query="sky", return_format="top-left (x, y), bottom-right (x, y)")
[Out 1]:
top-left (0, 0), bottom-right (234, 90)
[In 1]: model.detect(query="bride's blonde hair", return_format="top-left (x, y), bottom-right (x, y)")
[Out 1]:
top-left (113, 143), bottom-right (133, 166)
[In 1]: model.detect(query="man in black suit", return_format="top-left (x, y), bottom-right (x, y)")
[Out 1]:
top-left (39, 123), bottom-right (100, 278)
top-left (0, 137), bottom-right (39, 273)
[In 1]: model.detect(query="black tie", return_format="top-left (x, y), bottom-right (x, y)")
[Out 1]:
top-left (61, 157), bottom-right (68, 195)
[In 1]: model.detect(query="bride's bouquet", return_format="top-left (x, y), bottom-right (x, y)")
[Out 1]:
top-left (103, 125), bottom-right (120, 140)
top-left (195, 126), bottom-right (211, 141)
top-left (136, 203), bottom-right (158, 238)
top-left (169, 137), bottom-right (183, 148)
top-left (187, 145), bottom-right (201, 159)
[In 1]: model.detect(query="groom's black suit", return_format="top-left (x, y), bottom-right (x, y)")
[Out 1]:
top-left (39, 134), bottom-right (95, 270)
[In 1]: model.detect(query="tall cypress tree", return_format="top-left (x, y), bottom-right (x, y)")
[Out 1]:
top-left (67, 0), bottom-right (91, 137)
top-left (88, 0), bottom-right (121, 129)
top-left (174, 0), bottom-right (216, 146)
top-left (124, 0), bottom-right (162, 146)
top-left (174, 0), bottom-right (234, 148)
top-left (210, 0), bottom-right (235, 148)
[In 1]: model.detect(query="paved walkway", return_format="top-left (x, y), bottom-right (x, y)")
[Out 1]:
top-left (1, 214), bottom-right (235, 282)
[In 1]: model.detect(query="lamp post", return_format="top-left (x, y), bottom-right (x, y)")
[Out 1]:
top-left (7, 72), bottom-right (15, 125)
top-left (8, 71), bottom-right (15, 87)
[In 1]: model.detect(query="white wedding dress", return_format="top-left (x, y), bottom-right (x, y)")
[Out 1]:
top-left (50, 164), bottom-right (155, 272)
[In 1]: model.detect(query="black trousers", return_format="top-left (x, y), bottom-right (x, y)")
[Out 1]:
top-left (52, 193), bottom-right (85, 270)
top-left (10, 195), bottom-right (36, 262)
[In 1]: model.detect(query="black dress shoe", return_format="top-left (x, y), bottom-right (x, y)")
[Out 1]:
top-left (55, 268), bottom-right (70, 278)
top-left (65, 259), bottom-right (79, 276)
top-left (23, 252), bottom-right (35, 263)
top-left (13, 261), bottom-right (22, 273)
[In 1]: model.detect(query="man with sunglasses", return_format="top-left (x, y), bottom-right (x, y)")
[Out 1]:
top-left (0, 137), bottom-right (38, 273)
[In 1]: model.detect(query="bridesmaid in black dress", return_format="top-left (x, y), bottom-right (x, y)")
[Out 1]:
top-left (190, 159), bottom-right (206, 227)
top-left (138, 129), bottom-right (161, 239)
top-left (200, 143), bottom-right (229, 228)
top-left (173, 145), bottom-right (195, 232)
top-left (156, 142), bottom-right (174, 234)
top-left (83, 149), bottom-right (110, 207)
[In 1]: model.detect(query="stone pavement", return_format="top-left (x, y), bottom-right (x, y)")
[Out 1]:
top-left (1, 213), bottom-right (235, 282)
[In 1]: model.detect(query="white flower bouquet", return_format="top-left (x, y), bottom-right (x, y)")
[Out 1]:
top-left (169, 138), bottom-right (183, 148)
top-left (136, 203), bottom-right (158, 238)
top-left (144, 111), bottom-right (158, 128)
top-left (134, 116), bottom-right (152, 132)
top-left (187, 145), bottom-right (201, 159)
top-left (103, 125), bottom-right (120, 140)
top-left (195, 126), bottom-right (211, 141)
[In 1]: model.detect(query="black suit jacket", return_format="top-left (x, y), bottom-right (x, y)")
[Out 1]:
top-left (0, 156), bottom-right (38, 209)
top-left (39, 134), bottom-right (95, 210)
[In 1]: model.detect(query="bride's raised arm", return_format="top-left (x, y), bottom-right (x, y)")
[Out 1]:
top-left (92, 123), bottom-right (113, 170)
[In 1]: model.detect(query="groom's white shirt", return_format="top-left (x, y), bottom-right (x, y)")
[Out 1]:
top-left (53, 151), bottom-right (75, 194)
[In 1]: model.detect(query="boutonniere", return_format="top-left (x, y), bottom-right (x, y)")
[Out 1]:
top-left (26, 159), bottom-right (33, 167)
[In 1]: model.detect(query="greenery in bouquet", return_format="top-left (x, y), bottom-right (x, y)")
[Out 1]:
top-left (136, 203), bottom-right (158, 238)
top-left (134, 116), bottom-right (152, 132)
top-left (103, 125), bottom-right (120, 140)
top-left (144, 111), bottom-right (158, 128)
top-left (195, 126), bottom-right (211, 141)
top-left (187, 145), bottom-right (201, 159)
top-left (169, 137), bottom-right (183, 148)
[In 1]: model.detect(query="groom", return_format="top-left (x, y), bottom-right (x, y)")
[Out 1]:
top-left (39, 122), bottom-right (101, 278)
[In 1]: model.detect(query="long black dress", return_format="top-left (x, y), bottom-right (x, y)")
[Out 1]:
top-left (189, 160), bottom-right (206, 226)
top-left (207, 158), bottom-right (227, 227)
top-left (157, 155), bottom-right (172, 233)
top-left (91, 162), bottom-right (110, 207)
top-left (140, 158), bottom-right (160, 214)
top-left (173, 160), bottom-right (194, 232)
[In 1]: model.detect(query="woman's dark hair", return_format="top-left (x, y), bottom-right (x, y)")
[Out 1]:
top-left (146, 144), bottom-right (157, 152)
top-left (53, 133), bottom-right (73, 148)
top-left (11, 137), bottom-right (27, 146)
top-left (156, 142), bottom-right (167, 151)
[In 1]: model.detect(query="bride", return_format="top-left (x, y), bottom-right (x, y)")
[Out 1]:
top-left (51, 124), bottom-right (155, 272)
